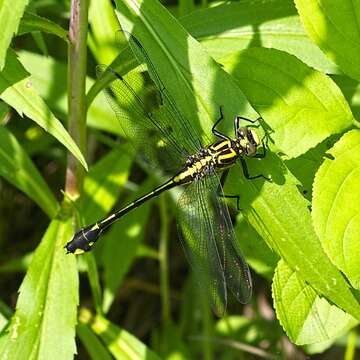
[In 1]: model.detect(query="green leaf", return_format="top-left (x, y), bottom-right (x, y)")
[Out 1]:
top-left (0, 126), bottom-right (58, 218)
top-left (294, 0), bottom-right (360, 82)
top-left (115, 0), bottom-right (258, 141)
top-left (0, 0), bottom-right (28, 69)
top-left (0, 49), bottom-right (88, 169)
top-left (79, 310), bottom-right (161, 360)
top-left (0, 214), bottom-right (79, 359)
top-left (273, 260), bottom-right (358, 345)
top-left (312, 130), bottom-right (360, 289)
top-left (181, 0), bottom-right (338, 74)
top-left (222, 47), bottom-right (354, 158)
top-left (17, 50), bottom-right (123, 135)
top-left (236, 152), bottom-right (360, 321)
top-left (17, 11), bottom-right (68, 42)
top-left (88, 0), bottom-right (120, 64)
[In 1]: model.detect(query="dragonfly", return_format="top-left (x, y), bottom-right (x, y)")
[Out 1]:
top-left (65, 34), bottom-right (268, 315)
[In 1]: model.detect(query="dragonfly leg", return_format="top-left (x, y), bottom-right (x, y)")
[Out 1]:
top-left (234, 115), bottom-right (262, 133)
top-left (254, 138), bottom-right (267, 158)
top-left (217, 169), bottom-right (241, 210)
top-left (239, 157), bottom-right (271, 181)
top-left (212, 106), bottom-right (231, 140)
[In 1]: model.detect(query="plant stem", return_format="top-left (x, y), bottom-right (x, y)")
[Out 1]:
top-left (159, 195), bottom-right (170, 324)
top-left (345, 331), bottom-right (357, 360)
top-left (65, 0), bottom-right (89, 197)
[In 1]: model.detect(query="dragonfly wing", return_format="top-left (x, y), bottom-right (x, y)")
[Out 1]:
top-left (125, 33), bottom-right (208, 155)
top-left (96, 64), bottom-right (187, 171)
top-left (209, 176), bottom-right (253, 304)
top-left (177, 175), bottom-right (227, 316)
top-left (177, 171), bottom-right (252, 315)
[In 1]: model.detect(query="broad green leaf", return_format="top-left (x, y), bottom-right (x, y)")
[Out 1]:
top-left (17, 11), bottom-right (68, 41)
top-left (0, 126), bottom-right (58, 217)
top-left (88, 0), bottom-right (120, 64)
top-left (0, 49), bottom-right (88, 169)
top-left (312, 130), bottom-right (360, 289)
top-left (294, 0), bottom-right (360, 82)
top-left (79, 309), bottom-right (161, 360)
top-left (273, 260), bottom-right (358, 345)
top-left (0, 0), bottom-right (28, 69)
top-left (17, 50), bottom-right (123, 135)
top-left (181, 0), bottom-right (338, 74)
top-left (116, 0), bottom-right (258, 142)
top-left (235, 152), bottom-right (360, 321)
top-left (0, 214), bottom-right (79, 359)
top-left (101, 179), bottom-right (153, 313)
top-left (222, 48), bottom-right (354, 158)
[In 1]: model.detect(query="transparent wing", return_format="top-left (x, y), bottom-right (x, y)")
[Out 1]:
top-left (125, 33), bottom-right (207, 155)
top-left (96, 33), bottom-right (208, 170)
top-left (96, 64), bottom-right (188, 170)
top-left (177, 171), bottom-right (252, 315)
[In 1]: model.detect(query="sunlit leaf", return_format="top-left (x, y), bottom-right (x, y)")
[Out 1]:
top-left (88, 0), bottom-right (120, 64)
top-left (0, 0), bottom-right (28, 69)
top-left (79, 310), bottom-right (161, 360)
top-left (115, 0), bottom-right (258, 143)
top-left (181, 0), bottom-right (338, 73)
top-left (312, 130), bottom-right (360, 289)
top-left (0, 214), bottom-right (78, 359)
top-left (236, 152), bottom-right (360, 321)
top-left (273, 260), bottom-right (358, 345)
top-left (295, 0), bottom-right (360, 82)
top-left (0, 49), bottom-right (87, 169)
top-left (222, 47), bottom-right (354, 158)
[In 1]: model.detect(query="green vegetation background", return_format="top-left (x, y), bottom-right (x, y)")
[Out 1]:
top-left (0, 0), bottom-right (359, 359)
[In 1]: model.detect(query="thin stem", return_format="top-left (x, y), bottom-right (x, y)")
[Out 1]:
top-left (345, 331), bottom-right (357, 360)
top-left (65, 0), bottom-right (89, 197)
top-left (159, 195), bottom-right (171, 324)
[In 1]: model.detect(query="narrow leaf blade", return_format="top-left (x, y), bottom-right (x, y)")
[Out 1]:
top-left (0, 49), bottom-right (87, 169)
top-left (0, 215), bottom-right (79, 359)
top-left (0, 0), bottom-right (28, 69)
top-left (0, 126), bottom-right (58, 217)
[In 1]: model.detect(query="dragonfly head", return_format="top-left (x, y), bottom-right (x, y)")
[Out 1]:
top-left (236, 127), bottom-right (260, 157)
